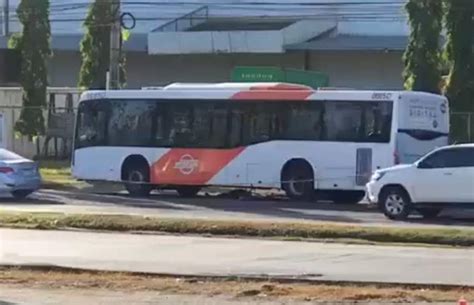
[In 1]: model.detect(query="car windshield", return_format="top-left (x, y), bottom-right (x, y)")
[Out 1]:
top-left (0, 148), bottom-right (24, 161)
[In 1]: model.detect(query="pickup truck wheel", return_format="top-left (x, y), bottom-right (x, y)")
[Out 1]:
top-left (379, 187), bottom-right (412, 220)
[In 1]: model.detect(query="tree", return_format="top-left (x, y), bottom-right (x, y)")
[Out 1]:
top-left (444, 0), bottom-right (474, 112)
top-left (403, 0), bottom-right (443, 93)
top-left (9, 0), bottom-right (51, 139)
top-left (79, 0), bottom-right (126, 89)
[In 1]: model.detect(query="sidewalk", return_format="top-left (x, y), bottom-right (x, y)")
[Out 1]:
top-left (0, 228), bottom-right (473, 286)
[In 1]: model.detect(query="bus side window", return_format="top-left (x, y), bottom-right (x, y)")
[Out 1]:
top-left (76, 101), bottom-right (108, 148)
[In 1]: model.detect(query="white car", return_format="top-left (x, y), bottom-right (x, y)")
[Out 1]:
top-left (366, 144), bottom-right (474, 220)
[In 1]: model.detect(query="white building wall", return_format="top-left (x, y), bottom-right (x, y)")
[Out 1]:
top-left (46, 50), bottom-right (404, 90)
top-left (309, 51), bottom-right (404, 90)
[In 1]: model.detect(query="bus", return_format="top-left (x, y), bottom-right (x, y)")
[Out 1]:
top-left (72, 83), bottom-right (449, 203)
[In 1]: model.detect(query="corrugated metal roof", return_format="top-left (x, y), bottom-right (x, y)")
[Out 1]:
top-left (285, 34), bottom-right (408, 51)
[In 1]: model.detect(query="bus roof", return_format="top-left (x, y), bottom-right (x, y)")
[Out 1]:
top-left (80, 83), bottom-right (444, 103)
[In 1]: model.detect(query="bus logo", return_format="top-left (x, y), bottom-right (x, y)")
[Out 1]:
top-left (440, 103), bottom-right (447, 114)
top-left (174, 154), bottom-right (199, 175)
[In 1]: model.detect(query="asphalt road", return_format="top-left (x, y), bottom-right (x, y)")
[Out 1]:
top-left (1, 228), bottom-right (473, 286)
top-left (0, 189), bottom-right (473, 228)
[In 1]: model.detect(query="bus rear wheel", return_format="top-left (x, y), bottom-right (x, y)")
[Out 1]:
top-left (282, 161), bottom-right (314, 201)
top-left (176, 186), bottom-right (201, 198)
top-left (124, 164), bottom-right (152, 197)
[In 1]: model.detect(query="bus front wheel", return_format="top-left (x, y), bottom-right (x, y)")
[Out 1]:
top-left (123, 163), bottom-right (152, 197)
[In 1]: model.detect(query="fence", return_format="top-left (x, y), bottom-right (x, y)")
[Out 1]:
top-left (0, 87), bottom-right (81, 159)
top-left (450, 112), bottom-right (474, 144)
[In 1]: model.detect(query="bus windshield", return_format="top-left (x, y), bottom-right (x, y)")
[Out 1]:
top-left (75, 99), bottom-right (393, 149)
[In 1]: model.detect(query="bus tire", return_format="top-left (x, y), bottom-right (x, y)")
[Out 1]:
top-left (122, 158), bottom-right (152, 197)
top-left (176, 186), bottom-right (201, 198)
top-left (281, 160), bottom-right (315, 201)
top-left (331, 191), bottom-right (365, 204)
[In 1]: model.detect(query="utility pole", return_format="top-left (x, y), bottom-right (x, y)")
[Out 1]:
top-left (109, 0), bottom-right (121, 89)
top-left (2, 0), bottom-right (9, 36)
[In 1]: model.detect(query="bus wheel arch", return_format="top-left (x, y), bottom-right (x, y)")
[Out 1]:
top-left (281, 158), bottom-right (315, 201)
top-left (121, 155), bottom-right (152, 197)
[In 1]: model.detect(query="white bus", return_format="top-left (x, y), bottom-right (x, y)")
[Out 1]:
top-left (72, 83), bottom-right (449, 203)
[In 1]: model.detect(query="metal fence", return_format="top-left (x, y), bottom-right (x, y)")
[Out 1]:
top-left (0, 106), bottom-right (76, 159)
top-left (450, 112), bottom-right (474, 144)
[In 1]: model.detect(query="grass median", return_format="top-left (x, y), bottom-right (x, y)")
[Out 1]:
top-left (39, 160), bottom-right (87, 190)
top-left (0, 212), bottom-right (473, 247)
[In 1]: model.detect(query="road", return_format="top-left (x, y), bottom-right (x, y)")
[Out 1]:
top-left (1, 228), bottom-right (473, 286)
top-left (0, 189), bottom-right (473, 228)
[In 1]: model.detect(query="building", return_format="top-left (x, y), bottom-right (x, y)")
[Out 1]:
top-left (1, 0), bottom-right (411, 90)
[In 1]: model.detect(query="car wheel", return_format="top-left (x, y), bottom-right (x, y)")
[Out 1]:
top-left (379, 187), bottom-right (412, 220)
top-left (282, 163), bottom-right (314, 201)
top-left (176, 186), bottom-right (201, 198)
top-left (417, 208), bottom-right (442, 219)
top-left (124, 165), bottom-right (152, 197)
top-left (11, 190), bottom-right (34, 200)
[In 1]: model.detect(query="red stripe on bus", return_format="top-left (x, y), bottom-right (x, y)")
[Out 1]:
top-left (151, 148), bottom-right (245, 185)
top-left (231, 86), bottom-right (313, 101)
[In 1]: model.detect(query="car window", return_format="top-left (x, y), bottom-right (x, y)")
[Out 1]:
top-left (447, 148), bottom-right (474, 167)
top-left (0, 148), bottom-right (24, 161)
top-left (421, 147), bottom-right (474, 168)
top-left (420, 150), bottom-right (451, 168)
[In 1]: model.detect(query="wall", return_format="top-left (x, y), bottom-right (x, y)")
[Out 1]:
top-left (46, 50), bottom-right (404, 90)
top-left (309, 51), bottom-right (404, 90)
top-left (126, 52), bottom-right (305, 88)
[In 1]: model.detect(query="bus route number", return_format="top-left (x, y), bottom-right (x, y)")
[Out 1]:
top-left (372, 92), bottom-right (392, 100)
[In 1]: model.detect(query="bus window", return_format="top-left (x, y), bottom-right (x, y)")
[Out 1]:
top-left (286, 103), bottom-right (324, 141)
top-left (108, 100), bottom-right (155, 146)
top-left (324, 101), bottom-right (392, 143)
top-left (75, 101), bottom-right (108, 148)
top-left (363, 102), bottom-right (393, 143)
top-left (229, 106), bottom-right (244, 147)
top-left (209, 106), bottom-right (229, 148)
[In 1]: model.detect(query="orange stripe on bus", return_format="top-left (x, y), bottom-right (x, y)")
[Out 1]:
top-left (231, 88), bottom-right (313, 101)
top-left (151, 148), bottom-right (245, 185)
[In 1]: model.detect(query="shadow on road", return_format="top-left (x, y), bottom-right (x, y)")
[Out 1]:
top-left (1, 188), bottom-right (472, 226)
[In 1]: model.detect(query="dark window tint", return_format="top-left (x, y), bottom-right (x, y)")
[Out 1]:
top-left (421, 147), bottom-right (474, 168)
top-left (108, 100), bottom-right (155, 146)
top-left (454, 148), bottom-right (474, 167)
top-left (75, 99), bottom-right (393, 149)
top-left (445, 148), bottom-right (474, 167)
top-left (75, 100), bottom-right (109, 148)
top-left (420, 150), bottom-right (451, 168)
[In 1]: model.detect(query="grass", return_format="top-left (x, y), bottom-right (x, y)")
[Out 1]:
top-left (38, 160), bottom-right (86, 190)
top-left (0, 212), bottom-right (473, 247)
top-left (0, 266), bottom-right (472, 302)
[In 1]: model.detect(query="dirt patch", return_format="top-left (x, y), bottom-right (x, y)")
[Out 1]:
top-left (0, 267), bottom-right (471, 303)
